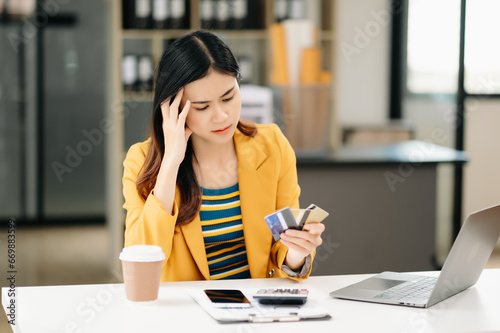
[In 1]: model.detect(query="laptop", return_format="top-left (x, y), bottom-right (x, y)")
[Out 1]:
top-left (330, 203), bottom-right (500, 308)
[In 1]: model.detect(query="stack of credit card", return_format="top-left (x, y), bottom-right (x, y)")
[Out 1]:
top-left (264, 204), bottom-right (329, 241)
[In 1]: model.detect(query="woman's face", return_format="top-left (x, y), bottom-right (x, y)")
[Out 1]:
top-left (180, 71), bottom-right (241, 146)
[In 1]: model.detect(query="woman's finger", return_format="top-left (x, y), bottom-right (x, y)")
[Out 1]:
top-left (282, 235), bottom-right (314, 251)
top-left (284, 225), bottom-right (324, 243)
top-left (160, 99), bottom-right (170, 122)
top-left (285, 227), bottom-right (323, 246)
top-left (170, 88), bottom-right (184, 120)
top-left (280, 238), bottom-right (312, 257)
top-left (184, 125), bottom-right (193, 142)
top-left (302, 222), bottom-right (325, 235)
top-left (179, 100), bottom-right (193, 142)
top-left (178, 100), bottom-right (191, 126)
top-left (282, 230), bottom-right (321, 248)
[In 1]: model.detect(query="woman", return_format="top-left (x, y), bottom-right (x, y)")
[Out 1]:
top-left (122, 30), bottom-right (325, 282)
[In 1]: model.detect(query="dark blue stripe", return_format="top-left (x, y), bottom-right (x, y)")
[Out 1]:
top-left (199, 206), bottom-right (242, 221)
top-left (206, 241), bottom-right (244, 254)
top-left (201, 183), bottom-right (239, 196)
top-left (206, 243), bottom-right (246, 260)
top-left (203, 230), bottom-right (244, 245)
top-left (218, 269), bottom-right (251, 280)
top-left (201, 220), bottom-right (242, 232)
top-left (211, 259), bottom-right (248, 274)
top-left (209, 253), bottom-right (249, 270)
top-left (202, 197), bottom-right (239, 205)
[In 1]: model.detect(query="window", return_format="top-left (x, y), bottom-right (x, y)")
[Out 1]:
top-left (406, 0), bottom-right (461, 95)
top-left (464, 0), bottom-right (500, 94)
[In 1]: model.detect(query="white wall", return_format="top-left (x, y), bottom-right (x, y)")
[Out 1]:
top-left (335, 0), bottom-right (390, 125)
top-left (464, 99), bottom-right (500, 250)
top-left (464, 99), bottom-right (500, 216)
top-left (404, 97), bottom-right (457, 262)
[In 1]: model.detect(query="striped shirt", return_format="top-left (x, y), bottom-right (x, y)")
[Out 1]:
top-left (199, 183), bottom-right (251, 280)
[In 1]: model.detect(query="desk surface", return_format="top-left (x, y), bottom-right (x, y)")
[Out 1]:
top-left (297, 140), bottom-right (468, 166)
top-left (3, 269), bottom-right (499, 333)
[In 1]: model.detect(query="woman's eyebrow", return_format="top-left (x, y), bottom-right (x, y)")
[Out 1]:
top-left (220, 85), bottom-right (235, 98)
top-left (191, 85), bottom-right (236, 104)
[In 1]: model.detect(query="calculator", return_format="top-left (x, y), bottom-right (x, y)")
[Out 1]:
top-left (253, 288), bottom-right (309, 305)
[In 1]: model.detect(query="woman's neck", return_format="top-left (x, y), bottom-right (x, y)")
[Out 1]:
top-left (191, 138), bottom-right (238, 189)
top-left (195, 142), bottom-right (234, 162)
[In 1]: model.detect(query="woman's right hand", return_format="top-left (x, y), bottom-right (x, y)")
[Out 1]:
top-left (161, 88), bottom-right (192, 166)
top-left (153, 88), bottom-right (192, 214)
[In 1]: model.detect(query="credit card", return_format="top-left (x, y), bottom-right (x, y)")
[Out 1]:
top-left (264, 207), bottom-right (297, 241)
top-left (295, 208), bottom-right (312, 229)
top-left (305, 204), bottom-right (329, 225)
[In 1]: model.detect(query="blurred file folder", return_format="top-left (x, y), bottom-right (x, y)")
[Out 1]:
top-left (270, 20), bottom-right (331, 86)
top-left (270, 23), bottom-right (289, 85)
top-left (301, 48), bottom-right (332, 85)
top-left (300, 48), bottom-right (321, 84)
top-left (283, 19), bottom-right (316, 85)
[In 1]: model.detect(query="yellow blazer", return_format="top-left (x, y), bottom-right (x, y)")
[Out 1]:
top-left (122, 124), bottom-right (314, 282)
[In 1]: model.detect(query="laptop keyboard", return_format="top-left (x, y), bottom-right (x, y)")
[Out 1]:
top-left (373, 276), bottom-right (437, 304)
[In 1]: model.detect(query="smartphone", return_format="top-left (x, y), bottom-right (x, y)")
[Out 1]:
top-left (204, 289), bottom-right (252, 308)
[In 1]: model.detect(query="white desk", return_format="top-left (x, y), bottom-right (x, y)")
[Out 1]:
top-left (3, 269), bottom-right (500, 333)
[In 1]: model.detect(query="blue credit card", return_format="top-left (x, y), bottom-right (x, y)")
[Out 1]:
top-left (264, 207), bottom-right (297, 241)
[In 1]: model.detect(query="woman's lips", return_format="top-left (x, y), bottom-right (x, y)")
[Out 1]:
top-left (213, 125), bottom-right (231, 134)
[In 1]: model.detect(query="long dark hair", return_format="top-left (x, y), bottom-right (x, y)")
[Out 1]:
top-left (136, 30), bottom-right (257, 225)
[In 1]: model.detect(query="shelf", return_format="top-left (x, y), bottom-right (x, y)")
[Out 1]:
top-left (122, 29), bottom-right (268, 40)
top-left (122, 29), bottom-right (193, 39)
top-left (203, 29), bottom-right (268, 39)
top-left (122, 29), bottom-right (332, 41)
top-left (319, 31), bottom-right (335, 42)
top-left (123, 91), bottom-right (153, 102)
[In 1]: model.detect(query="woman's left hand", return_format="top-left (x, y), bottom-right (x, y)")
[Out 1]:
top-left (280, 222), bottom-right (325, 271)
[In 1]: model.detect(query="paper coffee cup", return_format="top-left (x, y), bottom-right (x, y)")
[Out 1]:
top-left (119, 245), bottom-right (165, 302)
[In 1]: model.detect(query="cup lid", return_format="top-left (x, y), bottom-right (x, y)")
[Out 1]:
top-left (119, 245), bottom-right (166, 262)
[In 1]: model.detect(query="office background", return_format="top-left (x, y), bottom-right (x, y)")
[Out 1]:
top-left (0, 0), bottom-right (499, 321)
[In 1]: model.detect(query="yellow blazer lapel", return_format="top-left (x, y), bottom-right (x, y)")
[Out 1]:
top-left (178, 202), bottom-right (211, 280)
top-left (235, 131), bottom-right (275, 278)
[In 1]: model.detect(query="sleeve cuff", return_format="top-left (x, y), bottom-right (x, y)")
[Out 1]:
top-left (281, 255), bottom-right (312, 278)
